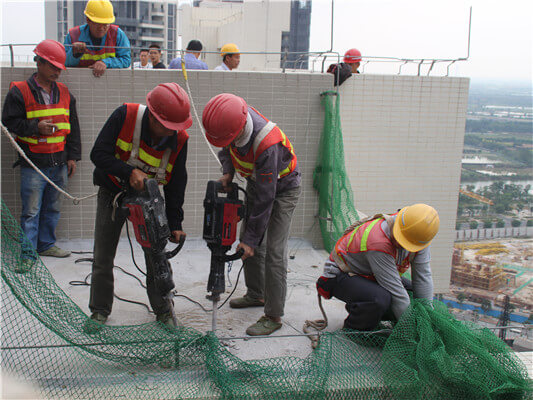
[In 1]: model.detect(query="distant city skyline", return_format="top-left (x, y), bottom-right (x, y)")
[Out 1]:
top-left (1, 0), bottom-right (532, 84)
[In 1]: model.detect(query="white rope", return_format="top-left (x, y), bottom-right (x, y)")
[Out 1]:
top-left (1, 122), bottom-right (97, 204)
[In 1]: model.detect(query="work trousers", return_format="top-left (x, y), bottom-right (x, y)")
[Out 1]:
top-left (332, 273), bottom-right (412, 331)
top-left (89, 187), bottom-right (171, 317)
top-left (242, 182), bottom-right (301, 318)
top-left (20, 165), bottom-right (67, 258)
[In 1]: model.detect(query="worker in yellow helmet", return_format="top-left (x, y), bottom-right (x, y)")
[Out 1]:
top-left (64, 0), bottom-right (131, 77)
top-left (214, 43), bottom-right (240, 71)
top-left (316, 204), bottom-right (440, 332)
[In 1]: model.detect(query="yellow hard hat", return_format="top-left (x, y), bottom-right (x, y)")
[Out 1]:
top-left (220, 43), bottom-right (240, 57)
top-left (84, 0), bottom-right (115, 24)
top-left (392, 204), bottom-right (440, 252)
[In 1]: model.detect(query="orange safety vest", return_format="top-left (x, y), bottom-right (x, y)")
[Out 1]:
top-left (111, 103), bottom-right (188, 186)
top-left (10, 80), bottom-right (71, 154)
top-left (330, 214), bottom-right (415, 280)
top-left (228, 107), bottom-right (297, 179)
top-left (68, 25), bottom-right (118, 67)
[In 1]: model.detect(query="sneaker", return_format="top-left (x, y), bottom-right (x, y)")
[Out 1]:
top-left (229, 295), bottom-right (265, 309)
top-left (39, 246), bottom-right (71, 258)
top-left (246, 316), bottom-right (282, 336)
top-left (15, 258), bottom-right (35, 274)
top-left (156, 312), bottom-right (178, 330)
top-left (83, 312), bottom-right (108, 334)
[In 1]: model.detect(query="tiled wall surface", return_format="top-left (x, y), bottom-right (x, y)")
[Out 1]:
top-left (0, 68), bottom-right (468, 292)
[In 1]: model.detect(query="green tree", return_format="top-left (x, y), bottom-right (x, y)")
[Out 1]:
top-left (456, 221), bottom-right (462, 230)
top-left (511, 219), bottom-right (521, 227)
top-left (482, 219), bottom-right (493, 229)
top-left (496, 219), bottom-right (505, 228)
top-left (527, 219), bottom-right (533, 227)
top-left (457, 292), bottom-right (466, 305)
top-left (480, 299), bottom-right (492, 314)
top-left (469, 221), bottom-right (479, 229)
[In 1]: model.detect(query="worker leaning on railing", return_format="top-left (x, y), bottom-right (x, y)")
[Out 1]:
top-left (1, 39), bottom-right (82, 268)
top-left (317, 204), bottom-right (440, 332)
top-left (64, 0), bottom-right (131, 77)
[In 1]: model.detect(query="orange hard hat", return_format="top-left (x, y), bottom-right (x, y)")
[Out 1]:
top-left (33, 40), bottom-right (66, 70)
top-left (202, 93), bottom-right (248, 147)
top-left (344, 48), bottom-right (362, 64)
top-left (392, 204), bottom-right (440, 252)
top-left (146, 83), bottom-right (192, 131)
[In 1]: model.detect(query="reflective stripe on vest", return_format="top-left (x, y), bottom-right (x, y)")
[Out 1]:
top-left (68, 25), bottom-right (118, 67)
top-left (111, 103), bottom-right (188, 186)
top-left (10, 80), bottom-right (71, 154)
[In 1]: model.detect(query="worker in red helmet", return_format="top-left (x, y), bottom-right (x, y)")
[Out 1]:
top-left (327, 48), bottom-right (362, 86)
top-left (202, 93), bottom-right (301, 336)
top-left (87, 82), bottom-right (192, 332)
top-left (2, 39), bottom-right (82, 269)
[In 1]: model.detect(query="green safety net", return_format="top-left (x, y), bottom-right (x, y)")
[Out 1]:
top-left (1, 199), bottom-right (530, 399)
top-left (313, 91), bottom-right (360, 253)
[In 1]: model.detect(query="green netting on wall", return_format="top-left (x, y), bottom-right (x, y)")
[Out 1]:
top-left (1, 197), bottom-right (531, 399)
top-left (313, 91), bottom-right (360, 253)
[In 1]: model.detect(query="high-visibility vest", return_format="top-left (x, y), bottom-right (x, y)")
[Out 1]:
top-left (10, 80), bottom-right (71, 154)
top-left (228, 107), bottom-right (297, 180)
top-left (68, 25), bottom-right (118, 67)
top-left (110, 103), bottom-right (188, 186)
top-left (330, 214), bottom-right (415, 280)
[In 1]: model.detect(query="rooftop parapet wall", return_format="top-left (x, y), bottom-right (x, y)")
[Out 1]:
top-left (0, 68), bottom-right (468, 293)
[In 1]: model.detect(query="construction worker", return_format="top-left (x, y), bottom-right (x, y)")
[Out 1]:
top-left (168, 40), bottom-right (208, 70)
top-left (133, 49), bottom-right (152, 69)
top-left (87, 83), bottom-right (191, 330)
top-left (327, 48), bottom-right (362, 86)
top-left (1, 40), bottom-right (81, 269)
top-left (316, 204), bottom-right (440, 331)
top-left (214, 43), bottom-right (240, 71)
top-left (64, 0), bottom-right (131, 77)
top-left (202, 94), bottom-right (301, 336)
top-left (148, 44), bottom-right (166, 69)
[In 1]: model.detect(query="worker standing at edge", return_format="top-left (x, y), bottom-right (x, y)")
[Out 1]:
top-left (316, 204), bottom-right (439, 331)
top-left (214, 43), bottom-right (240, 71)
top-left (64, 0), bottom-right (131, 77)
top-left (327, 48), bottom-right (362, 86)
top-left (168, 40), bottom-right (208, 70)
top-left (202, 94), bottom-right (301, 336)
top-left (1, 40), bottom-right (81, 269)
top-left (87, 83), bottom-right (191, 331)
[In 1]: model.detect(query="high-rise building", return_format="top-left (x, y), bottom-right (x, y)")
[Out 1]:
top-left (44, 1), bottom-right (177, 63)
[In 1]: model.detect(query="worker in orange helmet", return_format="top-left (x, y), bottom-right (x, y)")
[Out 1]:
top-left (327, 48), bottom-right (362, 86)
top-left (316, 204), bottom-right (440, 332)
top-left (202, 93), bottom-right (301, 336)
top-left (2, 39), bottom-right (81, 268)
top-left (87, 83), bottom-right (192, 332)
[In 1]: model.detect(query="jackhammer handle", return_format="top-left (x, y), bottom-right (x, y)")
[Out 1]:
top-left (165, 236), bottom-right (186, 259)
top-left (222, 248), bottom-right (245, 262)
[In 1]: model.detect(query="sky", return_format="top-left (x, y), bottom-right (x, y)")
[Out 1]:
top-left (1, 0), bottom-right (532, 84)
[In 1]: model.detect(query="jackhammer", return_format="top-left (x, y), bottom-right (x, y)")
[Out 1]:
top-left (203, 180), bottom-right (245, 332)
top-left (119, 178), bottom-right (185, 328)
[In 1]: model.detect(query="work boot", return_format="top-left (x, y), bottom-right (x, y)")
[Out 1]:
top-left (156, 312), bottom-right (178, 331)
top-left (15, 258), bottom-right (35, 274)
top-left (229, 295), bottom-right (265, 309)
top-left (83, 312), bottom-right (108, 334)
top-left (39, 246), bottom-right (71, 258)
top-left (246, 316), bottom-right (282, 336)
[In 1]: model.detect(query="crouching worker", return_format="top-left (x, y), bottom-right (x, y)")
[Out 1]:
top-left (316, 204), bottom-right (439, 332)
top-left (87, 83), bottom-right (191, 331)
top-left (202, 94), bottom-right (301, 336)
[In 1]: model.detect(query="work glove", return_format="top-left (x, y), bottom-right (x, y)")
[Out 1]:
top-left (316, 276), bottom-right (336, 299)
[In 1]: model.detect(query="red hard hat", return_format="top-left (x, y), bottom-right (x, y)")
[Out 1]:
top-left (33, 40), bottom-right (66, 70)
top-left (343, 48), bottom-right (362, 64)
top-left (146, 83), bottom-right (192, 131)
top-left (202, 94), bottom-right (248, 147)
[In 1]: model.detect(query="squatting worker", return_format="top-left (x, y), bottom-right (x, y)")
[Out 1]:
top-left (64, 0), bottom-right (131, 77)
top-left (87, 83), bottom-right (191, 331)
top-left (1, 40), bottom-right (81, 270)
top-left (316, 204), bottom-right (439, 331)
top-left (327, 48), bottom-right (362, 86)
top-left (202, 93), bottom-right (301, 336)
